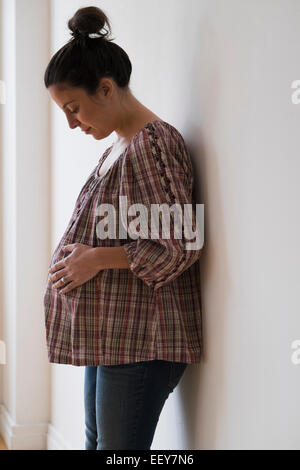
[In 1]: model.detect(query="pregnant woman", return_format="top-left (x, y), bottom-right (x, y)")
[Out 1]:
top-left (43, 6), bottom-right (203, 450)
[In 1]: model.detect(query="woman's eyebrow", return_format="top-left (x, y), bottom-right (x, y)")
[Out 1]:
top-left (63, 99), bottom-right (76, 109)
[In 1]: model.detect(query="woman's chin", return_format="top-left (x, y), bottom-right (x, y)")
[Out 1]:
top-left (88, 129), bottom-right (108, 141)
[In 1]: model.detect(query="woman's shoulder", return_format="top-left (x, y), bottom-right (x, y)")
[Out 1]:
top-left (143, 120), bottom-right (185, 146)
top-left (127, 119), bottom-right (191, 176)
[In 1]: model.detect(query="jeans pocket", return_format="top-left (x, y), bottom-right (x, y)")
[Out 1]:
top-left (167, 362), bottom-right (188, 393)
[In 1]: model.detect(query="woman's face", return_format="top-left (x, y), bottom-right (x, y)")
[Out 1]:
top-left (48, 80), bottom-right (118, 140)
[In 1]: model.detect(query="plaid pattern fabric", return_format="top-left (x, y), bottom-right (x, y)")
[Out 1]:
top-left (43, 121), bottom-right (203, 366)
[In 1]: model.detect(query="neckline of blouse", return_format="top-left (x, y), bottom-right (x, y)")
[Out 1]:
top-left (94, 120), bottom-right (171, 181)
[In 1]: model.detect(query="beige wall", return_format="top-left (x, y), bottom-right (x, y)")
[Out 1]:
top-left (0, 0), bottom-right (3, 412)
top-left (0, 0), bottom-right (51, 449)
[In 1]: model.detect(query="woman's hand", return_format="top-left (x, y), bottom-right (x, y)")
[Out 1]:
top-left (48, 243), bottom-right (101, 294)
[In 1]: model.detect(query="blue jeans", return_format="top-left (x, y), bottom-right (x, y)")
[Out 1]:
top-left (84, 359), bottom-right (188, 450)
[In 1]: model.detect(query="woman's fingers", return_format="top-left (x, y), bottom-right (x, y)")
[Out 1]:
top-left (50, 270), bottom-right (69, 288)
top-left (59, 281), bottom-right (77, 295)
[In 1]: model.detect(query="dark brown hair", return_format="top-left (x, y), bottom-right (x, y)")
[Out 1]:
top-left (44, 6), bottom-right (132, 94)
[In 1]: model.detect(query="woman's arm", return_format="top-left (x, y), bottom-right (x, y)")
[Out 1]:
top-left (92, 246), bottom-right (130, 270)
top-left (48, 243), bottom-right (130, 295)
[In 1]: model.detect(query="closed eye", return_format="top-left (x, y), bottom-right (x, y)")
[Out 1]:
top-left (69, 108), bottom-right (79, 114)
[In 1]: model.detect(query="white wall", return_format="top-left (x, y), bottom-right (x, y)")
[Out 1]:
top-left (1, 0), bottom-right (300, 450)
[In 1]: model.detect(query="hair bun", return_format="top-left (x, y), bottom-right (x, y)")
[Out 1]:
top-left (45, 4), bottom-right (132, 93)
top-left (68, 6), bottom-right (111, 41)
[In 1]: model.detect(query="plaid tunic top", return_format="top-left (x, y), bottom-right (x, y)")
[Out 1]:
top-left (43, 120), bottom-right (203, 366)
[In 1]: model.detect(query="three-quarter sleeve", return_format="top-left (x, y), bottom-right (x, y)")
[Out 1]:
top-left (120, 123), bottom-right (202, 291)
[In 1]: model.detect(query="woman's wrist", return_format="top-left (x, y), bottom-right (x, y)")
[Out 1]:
top-left (92, 246), bottom-right (130, 270)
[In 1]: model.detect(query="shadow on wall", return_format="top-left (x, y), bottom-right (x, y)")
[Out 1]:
top-left (184, 117), bottom-right (230, 449)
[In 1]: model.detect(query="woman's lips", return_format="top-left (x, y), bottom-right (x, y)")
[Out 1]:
top-left (84, 127), bottom-right (92, 134)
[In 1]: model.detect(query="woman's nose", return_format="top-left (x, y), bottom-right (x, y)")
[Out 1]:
top-left (70, 120), bottom-right (80, 130)
top-left (66, 114), bottom-right (80, 130)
